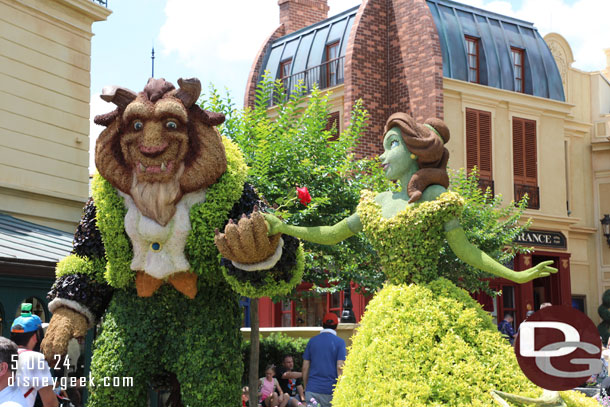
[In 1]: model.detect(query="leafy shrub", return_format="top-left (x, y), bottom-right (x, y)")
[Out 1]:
top-left (333, 279), bottom-right (596, 407)
top-left (242, 332), bottom-right (308, 384)
top-left (201, 78), bottom-right (392, 296)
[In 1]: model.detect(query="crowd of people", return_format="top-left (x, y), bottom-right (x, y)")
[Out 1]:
top-left (0, 303), bottom-right (63, 407)
top-left (243, 313), bottom-right (346, 407)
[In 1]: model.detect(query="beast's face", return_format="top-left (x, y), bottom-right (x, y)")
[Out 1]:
top-left (94, 77), bottom-right (228, 226)
top-left (121, 98), bottom-right (189, 184)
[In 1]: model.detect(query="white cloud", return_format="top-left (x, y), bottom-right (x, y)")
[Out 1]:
top-left (458, 0), bottom-right (610, 71)
top-left (157, 1), bottom-right (361, 89)
top-left (159, 1), bottom-right (278, 68)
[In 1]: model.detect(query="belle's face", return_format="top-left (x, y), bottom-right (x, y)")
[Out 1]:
top-left (379, 127), bottom-right (418, 181)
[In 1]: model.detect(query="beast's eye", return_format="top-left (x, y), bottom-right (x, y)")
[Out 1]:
top-left (133, 121), bottom-right (143, 131)
top-left (166, 120), bottom-right (178, 130)
top-left (390, 140), bottom-right (399, 149)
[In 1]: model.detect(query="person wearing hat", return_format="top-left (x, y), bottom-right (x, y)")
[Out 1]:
top-left (10, 304), bottom-right (58, 407)
top-left (0, 337), bottom-right (27, 407)
top-left (301, 312), bottom-right (346, 407)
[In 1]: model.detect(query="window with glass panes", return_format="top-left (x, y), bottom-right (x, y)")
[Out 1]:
top-left (325, 41), bottom-right (340, 87)
top-left (511, 48), bottom-right (524, 93)
top-left (280, 299), bottom-right (293, 327)
top-left (465, 36), bottom-right (479, 83)
top-left (280, 58), bottom-right (292, 80)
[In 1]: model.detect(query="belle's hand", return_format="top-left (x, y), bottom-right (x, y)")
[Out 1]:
top-left (516, 260), bottom-right (557, 283)
top-left (262, 213), bottom-right (284, 236)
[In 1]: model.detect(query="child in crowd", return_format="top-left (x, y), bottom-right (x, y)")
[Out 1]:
top-left (258, 365), bottom-right (288, 407)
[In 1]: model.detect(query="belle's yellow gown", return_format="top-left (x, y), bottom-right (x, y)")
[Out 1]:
top-left (332, 191), bottom-right (596, 407)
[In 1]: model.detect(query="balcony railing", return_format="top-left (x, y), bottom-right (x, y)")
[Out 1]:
top-left (514, 183), bottom-right (539, 209)
top-left (90, 0), bottom-right (107, 7)
top-left (270, 56), bottom-right (345, 106)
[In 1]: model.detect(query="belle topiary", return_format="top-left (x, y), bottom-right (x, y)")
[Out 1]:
top-left (264, 112), bottom-right (595, 406)
top-left (40, 77), bottom-right (303, 407)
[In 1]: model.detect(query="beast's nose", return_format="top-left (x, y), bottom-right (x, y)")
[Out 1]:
top-left (139, 142), bottom-right (168, 157)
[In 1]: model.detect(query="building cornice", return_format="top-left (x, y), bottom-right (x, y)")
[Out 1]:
top-left (521, 212), bottom-right (580, 229)
top-left (0, 182), bottom-right (87, 206)
top-left (3, 0), bottom-right (110, 39)
top-left (564, 118), bottom-right (592, 137)
top-left (443, 77), bottom-right (574, 116)
top-left (55, 0), bottom-right (111, 22)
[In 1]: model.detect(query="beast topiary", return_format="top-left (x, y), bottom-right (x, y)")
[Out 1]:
top-left (41, 77), bottom-right (303, 407)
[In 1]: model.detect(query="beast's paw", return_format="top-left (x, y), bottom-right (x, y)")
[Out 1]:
top-left (215, 207), bottom-right (282, 266)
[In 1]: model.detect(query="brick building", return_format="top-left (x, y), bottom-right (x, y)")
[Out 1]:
top-left (245, 0), bottom-right (610, 330)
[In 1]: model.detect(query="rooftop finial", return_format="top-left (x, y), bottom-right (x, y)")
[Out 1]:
top-left (151, 46), bottom-right (155, 78)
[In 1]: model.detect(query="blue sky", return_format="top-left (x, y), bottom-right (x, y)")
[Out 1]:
top-left (88, 0), bottom-right (609, 170)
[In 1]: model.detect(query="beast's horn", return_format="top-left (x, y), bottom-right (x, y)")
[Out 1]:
top-left (174, 77), bottom-right (202, 108)
top-left (100, 86), bottom-right (137, 109)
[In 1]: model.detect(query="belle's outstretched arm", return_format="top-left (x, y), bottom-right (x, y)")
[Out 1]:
top-left (444, 218), bottom-right (557, 284)
top-left (263, 213), bottom-right (362, 245)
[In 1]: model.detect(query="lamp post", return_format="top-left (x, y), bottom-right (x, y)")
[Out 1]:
top-left (341, 284), bottom-right (356, 323)
top-left (602, 214), bottom-right (610, 248)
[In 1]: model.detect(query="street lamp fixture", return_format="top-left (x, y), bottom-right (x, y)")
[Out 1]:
top-left (601, 214), bottom-right (610, 248)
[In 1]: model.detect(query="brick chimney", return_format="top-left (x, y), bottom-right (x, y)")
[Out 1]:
top-left (279, 0), bottom-right (329, 34)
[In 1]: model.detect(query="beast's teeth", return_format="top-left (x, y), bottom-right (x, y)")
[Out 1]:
top-left (161, 162), bottom-right (167, 172)
top-left (139, 163), bottom-right (146, 172)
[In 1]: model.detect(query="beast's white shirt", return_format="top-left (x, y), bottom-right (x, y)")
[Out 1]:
top-left (120, 190), bottom-right (206, 279)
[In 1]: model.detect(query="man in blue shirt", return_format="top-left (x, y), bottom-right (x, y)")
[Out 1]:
top-left (497, 312), bottom-right (515, 345)
top-left (302, 313), bottom-right (346, 407)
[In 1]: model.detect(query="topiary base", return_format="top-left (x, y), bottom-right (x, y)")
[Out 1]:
top-left (332, 278), bottom-right (599, 407)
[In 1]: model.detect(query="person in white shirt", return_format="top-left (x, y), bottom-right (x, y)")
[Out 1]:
top-left (0, 337), bottom-right (26, 407)
top-left (10, 304), bottom-right (57, 407)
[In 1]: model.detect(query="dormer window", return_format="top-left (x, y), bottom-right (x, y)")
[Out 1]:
top-left (465, 36), bottom-right (479, 84)
top-left (325, 41), bottom-right (340, 87)
top-left (280, 58), bottom-right (292, 80)
top-left (511, 47), bottom-right (525, 93)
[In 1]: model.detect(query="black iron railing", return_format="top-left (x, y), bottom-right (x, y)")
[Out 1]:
top-left (270, 56), bottom-right (345, 106)
top-left (514, 183), bottom-right (539, 209)
top-left (91, 0), bottom-right (107, 7)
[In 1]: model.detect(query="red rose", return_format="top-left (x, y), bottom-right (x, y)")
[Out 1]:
top-left (296, 187), bottom-right (311, 206)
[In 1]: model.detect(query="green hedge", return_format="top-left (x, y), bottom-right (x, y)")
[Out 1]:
top-left (241, 332), bottom-right (308, 384)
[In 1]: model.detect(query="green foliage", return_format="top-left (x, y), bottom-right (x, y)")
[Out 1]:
top-left (91, 173), bottom-right (133, 288)
top-left (597, 289), bottom-right (610, 345)
top-left (439, 168), bottom-right (532, 294)
top-left (88, 284), bottom-right (243, 407)
top-left (241, 332), bottom-right (308, 384)
top-left (333, 279), bottom-right (592, 407)
top-left (222, 245), bottom-right (305, 298)
top-left (201, 75), bottom-right (393, 295)
top-left (358, 190), bottom-right (464, 285)
top-left (55, 254), bottom-right (106, 283)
